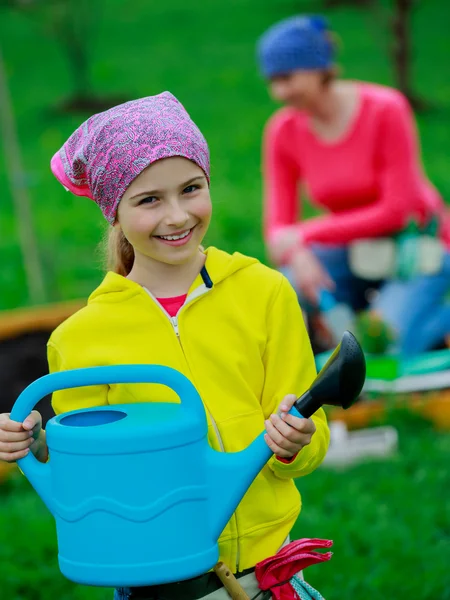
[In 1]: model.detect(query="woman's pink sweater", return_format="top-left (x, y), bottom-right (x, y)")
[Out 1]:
top-left (263, 82), bottom-right (449, 247)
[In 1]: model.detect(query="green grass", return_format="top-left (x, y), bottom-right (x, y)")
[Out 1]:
top-left (1, 0), bottom-right (450, 598)
top-left (293, 412), bottom-right (450, 599)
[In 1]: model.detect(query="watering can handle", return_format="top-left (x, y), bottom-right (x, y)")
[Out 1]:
top-left (10, 364), bottom-right (205, 423)
top-left (10, 365), bottom-right (204, 516)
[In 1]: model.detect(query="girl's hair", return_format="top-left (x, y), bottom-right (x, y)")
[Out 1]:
top-left (103, 227), bottom-right (135, 276)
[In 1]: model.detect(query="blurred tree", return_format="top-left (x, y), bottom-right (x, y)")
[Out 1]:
top-left (391, 0), bottom-right (426, 110)
top-left (323, 0), bottom-right (372, 6)
top-left (1, 0), bottom-right (125, 112)
top-left (0, 44), bottom-right (47, 305)
top-left (322, 0), bottom-right (427, 110)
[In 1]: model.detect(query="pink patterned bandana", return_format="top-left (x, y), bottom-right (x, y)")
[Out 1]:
top-left (50, 92), bottom-right (210, 224)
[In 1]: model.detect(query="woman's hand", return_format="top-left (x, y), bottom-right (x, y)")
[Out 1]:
top-left (268, 230), bottom-right (335, 305)
top-left (264, 394), bottom-right (316, 458)
top-left (0, 411), bottom-right (48, 463)
top-left (290, 247), bottom-right (335, 305)
top-left (267, 228), bottom-right (299, 265)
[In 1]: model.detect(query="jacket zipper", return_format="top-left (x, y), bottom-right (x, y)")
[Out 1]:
top-left (143, 286), bottom-right (225, 451)
top-left (143, 284), bottom-right (239, 564)
top-left (170, 316), bottom-right (180, 337)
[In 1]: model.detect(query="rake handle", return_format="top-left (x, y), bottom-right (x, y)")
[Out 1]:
top-left (213, 562), bottom-right (251, 600)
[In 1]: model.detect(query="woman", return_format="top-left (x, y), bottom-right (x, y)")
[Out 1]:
top-left (257, 15), bottom-right (450, 356)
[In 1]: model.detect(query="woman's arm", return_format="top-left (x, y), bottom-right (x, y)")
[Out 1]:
top-left (263, 114), bottom-right (303, 250)
top-left (260, 275), bottom-right (330, 479)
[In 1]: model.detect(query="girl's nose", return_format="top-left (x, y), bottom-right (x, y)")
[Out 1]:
top-left (165, 201), bottom-right (189, 227)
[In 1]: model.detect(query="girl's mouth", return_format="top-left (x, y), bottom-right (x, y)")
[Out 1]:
top-left (155, 226), bottom-right (195, 246)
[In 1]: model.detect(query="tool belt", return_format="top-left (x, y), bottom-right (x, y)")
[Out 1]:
top-left (348, 216), bottom-right (445, 281)
top-left (125, 566), bottom-right (255, 600)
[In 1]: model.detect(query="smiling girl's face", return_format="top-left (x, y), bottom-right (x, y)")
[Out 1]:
top-left (117, 156), bottom-right (212, 268)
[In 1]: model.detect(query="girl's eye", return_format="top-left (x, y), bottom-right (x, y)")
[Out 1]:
top-left (138, 196), bottom-right (158, 206)
top-left (183, 184), bottom-right (199, 194)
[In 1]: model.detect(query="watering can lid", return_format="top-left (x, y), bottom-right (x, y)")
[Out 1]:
top-left (47, 403), bottom-right (207, 455)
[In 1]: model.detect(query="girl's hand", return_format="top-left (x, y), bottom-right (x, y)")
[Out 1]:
top-left (290, 247), bottom-right (335, 305)
top-left (0, 411), bottom-right (47, 463)
top-left (264, 394), bottom-right (316, 458)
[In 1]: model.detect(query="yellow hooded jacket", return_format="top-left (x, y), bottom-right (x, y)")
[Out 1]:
top-left (47, 247), bottom-right (329, 573)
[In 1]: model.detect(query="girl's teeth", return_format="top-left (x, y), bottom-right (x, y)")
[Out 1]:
top-left (160, 229), bottom-right (191, 241)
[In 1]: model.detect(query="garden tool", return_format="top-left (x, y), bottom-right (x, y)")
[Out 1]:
top-left (214, 562), bottom-right (251, 600)
top-left (255, 538), bottom-right (333, 600)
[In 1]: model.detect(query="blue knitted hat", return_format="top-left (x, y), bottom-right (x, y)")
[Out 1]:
top-left (257, 15), bottom-right (335, 78)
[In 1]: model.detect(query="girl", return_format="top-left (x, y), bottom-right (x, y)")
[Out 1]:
top-left (0, 92), bottom-right (329, 599)
top-left (257, 15), bottom-right (450, 356)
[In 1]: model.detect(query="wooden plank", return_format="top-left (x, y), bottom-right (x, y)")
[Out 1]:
top-left (0, 300), bottom-right (85, 341)
top-left (329, 390), bottom-right (450, 431)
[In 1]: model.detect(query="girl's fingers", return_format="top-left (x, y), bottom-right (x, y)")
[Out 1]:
top-left (264, 414), bottom-right (315, 458)
top-left (269, 414), bottom-right (313, 448)
top-left (0, 448), bottom-right (30, 463)
top-left (282, 413), bottom-right (316, 434)
top-left (265, 419), bottom-right (297, 453)
top-left (0, 437), bottom-right (35, 454)
top-left (263, 433), bottom-right (291, 458)
top-left (0, 428), bottom-right (33, 443)
top-left (23, 411), bottom-right (41, 431)
top-left (278, 394), bottom-right (297, 413)
top-left (0, 416), bottom-right (25, 432)
top-left (269, 414), bottom-right (300, 442)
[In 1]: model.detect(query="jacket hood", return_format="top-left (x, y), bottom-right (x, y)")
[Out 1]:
top-left (88, 247), bottom-right (259, 304)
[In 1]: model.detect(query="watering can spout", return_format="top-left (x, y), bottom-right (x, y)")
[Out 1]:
top-left (20, 456), bottom-right (54, 514)
top-left (207, 432), bottom-right (271, 540)
top-left (207, 331), bottom-right (366, 541)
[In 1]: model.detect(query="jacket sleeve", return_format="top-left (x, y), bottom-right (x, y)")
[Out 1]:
top-left (260, 275), bottom-right (330, 479)
top-left (47, 340), bottom-right (108, 416)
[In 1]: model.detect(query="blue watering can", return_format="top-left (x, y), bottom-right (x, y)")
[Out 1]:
top-left (10, 331), bottom-right (365, 588)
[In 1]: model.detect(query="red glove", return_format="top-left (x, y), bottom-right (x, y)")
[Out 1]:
top-left (255, 538), bottom-right (333, 600)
